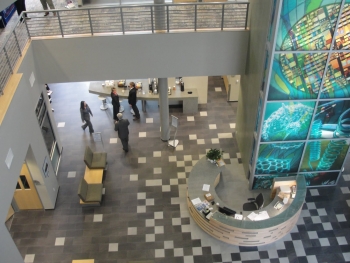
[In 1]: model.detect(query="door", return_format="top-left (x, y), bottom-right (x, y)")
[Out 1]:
top-left (13, 163), bottom-right (43, 210)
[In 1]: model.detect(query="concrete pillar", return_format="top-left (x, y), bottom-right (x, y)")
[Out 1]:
top-left (158, 78), bottom-right (169, 141)
top-left (154, 0), bottom-right (168, 140)
top-left (154, 0), bottom-right (166, 31)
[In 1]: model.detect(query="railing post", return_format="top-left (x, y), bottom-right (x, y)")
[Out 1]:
top-left (221, 4), bottom-right (225, 30)
top-left (245, 3), bottom-right (250, 30)
top-left (151, 6), bottom-right (154, 33)
top-left (12, 29), bottom-right (22, 57)
top-left (120, 7), bottom-right (125, 34)
top-left (194, 4), bottom-right (197, 32)
top-left (166, 5), bottom-right (169, 32)
top-left (3, 48), bottom-right (13, 74)
top-left (88, 9), bottom-right (94, 36)
top-left (23, 13), bottom-right (31, 38)
top-left (57, 12), bottom-right (64, 37)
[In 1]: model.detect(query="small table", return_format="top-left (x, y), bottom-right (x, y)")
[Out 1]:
top-left (98, 96), bottom-right (108, 110)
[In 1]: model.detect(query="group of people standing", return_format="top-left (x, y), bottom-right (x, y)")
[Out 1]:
top-left (80, 82), bottom-right (140, 153)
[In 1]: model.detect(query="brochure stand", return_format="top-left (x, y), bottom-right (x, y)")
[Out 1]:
top-left (168, 115), bottom-right (179, 148)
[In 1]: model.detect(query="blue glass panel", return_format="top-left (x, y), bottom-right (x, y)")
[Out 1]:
top-left (311, 100), bottom-right (350, 139)
top-left (300, 139), bottom-right (349, 171)
top-left (261, 101), bottom-right (315, 141)
top-left (252, 174), bottom-right (297, 189)
top-left (300, 171), bottom-right (340, 186)
top-left (321, 53), bottom-right (350, 98)
top-left (277, 0), bottom-right (341, 51)
top-left (268, 53), bottom-right (327, 100)
top-left (255, 142), bottom-right (305, 174)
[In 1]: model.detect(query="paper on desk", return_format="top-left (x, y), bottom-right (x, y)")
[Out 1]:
top-left (191, 198), bottom-right (201, 205)
top-left (247, 212), bottom-right (257, 221)
top-left (234, 214), bottom-right (243, 220)
top-left (202, 184), bottom-right (210, 191)
top-left (255, 211), bottom-right (270, 221)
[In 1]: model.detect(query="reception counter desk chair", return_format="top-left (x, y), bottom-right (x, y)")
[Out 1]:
top-left (243, 193), bottom-right (264, 211)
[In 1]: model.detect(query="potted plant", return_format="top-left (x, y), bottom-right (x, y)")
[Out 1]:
top-left (206, 148), bottom-right (224, 163)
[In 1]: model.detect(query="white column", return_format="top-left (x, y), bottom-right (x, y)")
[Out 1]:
top-left (158, 78), bottom-right (169, 141)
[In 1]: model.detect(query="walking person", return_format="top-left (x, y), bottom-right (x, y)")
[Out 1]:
top-left (114, 113), bottom-right (130, 152)
top-left (128, 82), bottom-right (140, 120)
top-left (40, 0), bottom-right (56, 16)
top-left (111, 88), bottom-right (120, 121)
top-left (80, 101), bottom-right (94, 134)
top-left (14, 0), bottom-right (29, 21)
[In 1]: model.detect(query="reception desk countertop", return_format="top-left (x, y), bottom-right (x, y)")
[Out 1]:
top-left (187, 157), bottom-right (306, 246)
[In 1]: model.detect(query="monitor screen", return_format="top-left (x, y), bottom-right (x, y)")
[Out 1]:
top-left (218, 206), bottom-right (236, 216)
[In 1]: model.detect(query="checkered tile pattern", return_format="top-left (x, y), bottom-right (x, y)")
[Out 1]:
top-left (7, 77), bottom-right (350, 263)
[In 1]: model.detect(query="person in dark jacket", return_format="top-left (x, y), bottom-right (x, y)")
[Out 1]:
top-left (14, 0), bottom-right (29, 21)
top-left (114, 113), bottom-right (130, 152)
top-left (111, 88), bottom-right (120, 121)
top-left (80, 101), bottom-right (94, 134)
top-left (128, 82), bottom-right (140, 120)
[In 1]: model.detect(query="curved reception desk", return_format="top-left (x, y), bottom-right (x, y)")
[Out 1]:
top-left (187, 157), bottom-right (307, 246)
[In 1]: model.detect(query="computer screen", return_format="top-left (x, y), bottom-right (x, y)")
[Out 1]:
top-left (218, 206), bottom-right (236, 216)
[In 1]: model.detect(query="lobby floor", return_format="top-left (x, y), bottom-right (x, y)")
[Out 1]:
top-left (7, 78), bottom-right (350, 263)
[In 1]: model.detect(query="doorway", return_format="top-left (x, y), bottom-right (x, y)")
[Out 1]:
top-left (13, 163), bottom-right (43, 210)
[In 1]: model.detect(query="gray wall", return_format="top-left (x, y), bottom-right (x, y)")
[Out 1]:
top-left (0, 0), bottom-right (14, 12)
top-left (236, 0), bottom-right (273, 177)
top-left (31, 31), bottom-right (248, 83)
top-left (0, 45), bottom-right (59, 262)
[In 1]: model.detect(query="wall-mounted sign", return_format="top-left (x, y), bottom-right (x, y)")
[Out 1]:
top-left (5, 148), bottom-right (13, 169)
top-left (42, 156), bottom-right (49, 178)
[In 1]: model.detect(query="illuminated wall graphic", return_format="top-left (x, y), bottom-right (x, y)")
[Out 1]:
top-left (311, 100), bottom-right (350, 139)
top-left (268, 53), bottom-right (328, 100)
top-left (252, 174), bottom-right (297, 189)
top-left (252, 0), bottom-right (350, 188)
top-left (276, 0), bottom-right (341, 51)
top-left (300, 139), bottom-right (349, 171)
top-left (301, 172), bottom-right (341, 186)
top-left (261, 101), bottom-right (315, 141)
top-left (334, 0), bottom-right (350, 51)
top-left (321, 52), bottom-right (350, 98)
top-left (255, 142), bottom-right (304, 175)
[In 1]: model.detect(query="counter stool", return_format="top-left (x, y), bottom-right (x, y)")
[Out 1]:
top-left (98, 96), bottom-right (108, 110)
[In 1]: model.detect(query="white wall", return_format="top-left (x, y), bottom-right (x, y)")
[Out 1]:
top-left (182, 76), bottom-right (208, 104)
top-left (167, 76), bottom-right (208, 104)
top-left (0, 0), bottom-right (14, 12)
top-left (0, 45), bottom-right (59, 262)
top-left (227, 75), bottom-right (241, 102)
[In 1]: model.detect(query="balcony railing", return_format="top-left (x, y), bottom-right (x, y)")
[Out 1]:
top-left (0, 2), bottom-right (249, 95)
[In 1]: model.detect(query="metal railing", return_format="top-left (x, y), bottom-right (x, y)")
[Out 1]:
top-left (0, 2), bottom-right (249, 95)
